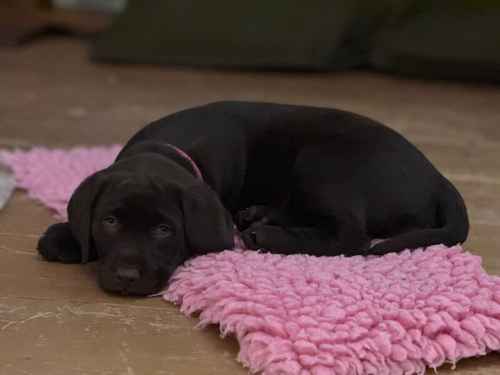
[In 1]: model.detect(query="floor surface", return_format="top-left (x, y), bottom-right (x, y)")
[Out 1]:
top-left (1, 38), bottom-right (499, 374)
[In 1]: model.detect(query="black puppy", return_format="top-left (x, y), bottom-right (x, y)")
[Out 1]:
top-left (37, 101), bottom-right (469, 295)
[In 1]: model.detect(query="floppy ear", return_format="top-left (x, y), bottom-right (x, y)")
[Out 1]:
top-left (67, 170), bottom-right (108, 263)
top-left (181, 184), bottom-right (234, 254)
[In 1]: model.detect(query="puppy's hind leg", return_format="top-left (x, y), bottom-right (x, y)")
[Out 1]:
top-left (37, 222), bottom-right (83, 263)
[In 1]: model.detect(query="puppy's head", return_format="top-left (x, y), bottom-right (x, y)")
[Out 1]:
top-left (68, 160), bottom-right (234, 296)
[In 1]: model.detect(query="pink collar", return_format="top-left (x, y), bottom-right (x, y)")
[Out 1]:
top-left (165, 143), bottom-right (246, 250)
top-left (165, 144), bottom-right (203, 181)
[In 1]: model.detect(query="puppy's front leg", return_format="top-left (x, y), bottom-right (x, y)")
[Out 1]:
top-left (241, 222), bottom-right (370, 257)
top-left (235, 205), bottom-right (292, 231)
top-left (37, 222), bottom-right (83, 263)
top-left (241, 225), bottom-right (326, 254)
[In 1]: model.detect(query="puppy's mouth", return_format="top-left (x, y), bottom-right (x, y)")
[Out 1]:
top-left (99, 277), bottom-right (165, 296)
top-left (98, 266), bottom-right (170, 297)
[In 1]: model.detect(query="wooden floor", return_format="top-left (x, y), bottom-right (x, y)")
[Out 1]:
top-left (1, 38), bottom-right (499, 374)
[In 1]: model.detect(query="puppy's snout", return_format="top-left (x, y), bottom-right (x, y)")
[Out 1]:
top-left (116, 267), bottom-right (141, 282)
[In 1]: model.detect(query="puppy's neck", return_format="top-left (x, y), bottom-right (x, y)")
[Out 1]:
top-left (118, 141), bottom-right (202, 180)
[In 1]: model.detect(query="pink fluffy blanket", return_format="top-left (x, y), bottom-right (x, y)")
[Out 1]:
top-left (2, 146), bottom-right (500, 375)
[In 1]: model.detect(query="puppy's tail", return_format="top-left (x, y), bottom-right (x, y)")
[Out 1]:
top-left (369, 179), bottom-right (469, 255)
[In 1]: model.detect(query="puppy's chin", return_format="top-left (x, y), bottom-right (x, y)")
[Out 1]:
top-left (99, 279), bottom-right (165, 296)
top-left (97, 268), bottom-right (168, 297)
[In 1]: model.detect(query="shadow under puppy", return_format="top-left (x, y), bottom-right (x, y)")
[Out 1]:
top-left (37, 101), bottom-right (469, 296)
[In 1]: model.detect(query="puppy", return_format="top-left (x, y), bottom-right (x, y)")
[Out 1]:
top-left (37, 101), bottom-right (469, 295)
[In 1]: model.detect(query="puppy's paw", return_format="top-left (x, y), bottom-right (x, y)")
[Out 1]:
top-left (236, 205), bottom-right (271, 231)
top-left (37, 222), bottom-right (82, 263)
top-left (241, 224), bottom-right (288, 251)
top-left (240, 227), bottom-right (259, 250)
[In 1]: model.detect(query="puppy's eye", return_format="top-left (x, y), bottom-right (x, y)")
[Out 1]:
top-left (153, 224), bottom-right (174, 238)
top-left (103, 216), bottom-right (118, 226)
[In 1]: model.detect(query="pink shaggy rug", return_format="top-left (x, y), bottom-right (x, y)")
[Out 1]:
top-left (0, 145), bottom-right (121, 218)
top-left (2, 146), bottom-right (500, 375)
top-left (165, 247), bottom-right (500, 375)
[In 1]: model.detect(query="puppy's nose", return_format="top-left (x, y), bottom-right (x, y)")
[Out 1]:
top-left (116, 267), bottom-right (141, 283)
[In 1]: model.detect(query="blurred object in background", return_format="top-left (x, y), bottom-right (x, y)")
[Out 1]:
top-left (0, 164), bottom-right (15, 211)
top-left (52, 0), bottom-right (126, 13)
top-left (92, 0), bottom-right (500, 83)
top-left (92, 0), bottom-right (385, 71)
top-left (0, 0), bottom-right (113, 46)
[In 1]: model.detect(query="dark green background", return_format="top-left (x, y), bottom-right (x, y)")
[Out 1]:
top-left (93, 0), bottom-right (500, 82)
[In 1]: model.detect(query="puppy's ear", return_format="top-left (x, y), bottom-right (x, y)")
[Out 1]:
top-left (181, 184), bottom-right (234, 254)
top-left (67, 170), bottom-right (108, 263)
